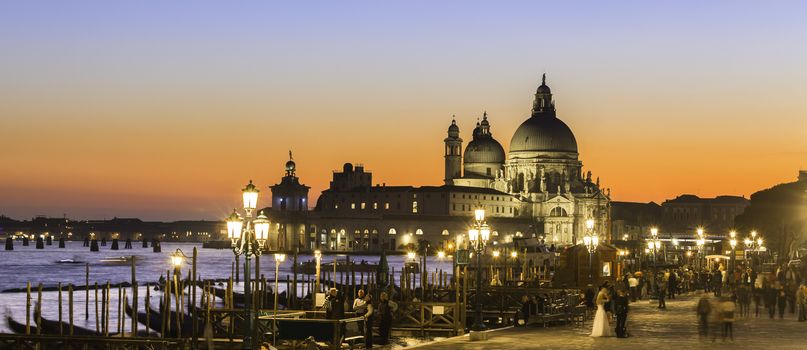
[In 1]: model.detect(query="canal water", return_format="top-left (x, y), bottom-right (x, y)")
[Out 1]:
top-left (0, 241), bottom-right (455, 334)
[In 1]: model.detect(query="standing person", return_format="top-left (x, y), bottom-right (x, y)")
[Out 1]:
top-left (696, 294), bottom-right (711, 339)
top-left (628, 274), bottom-right (639, 302)
top-left (638, 273), bottom-right (646, 300)
top-left (668, 270), bottom-right (677, 299)
top-left (584, 285), bottom-right (595, 309)
top-left (712, 270), bottom-right (723, 297)
top-left (657, 273), bottom-right (667, 309)
top-left (764, 283), bottom-right (777, 319)
top-left (376, 292), bottom-right (396, 345)
top-left (326, 288), bottom-right (346, 320)
top-left (797, 282), bottom-right (807, 322)
top-left (590, 285), bottom-right (615, 337)
top-left (753, 284), bottom-right (762, 317)
top-left (614, 289), bottom-right (629, 338)
top-left (518, 294), bottom-right (533, 326)
top-left (353, 289), bottom-right (367, 312)
top-left (719, 297), bottom-right (735, 341)
top-left (361, 294), bottom-right (375, 349)
top-left (777, 286), bottom-right (787, 319)
top-left (737, 284), bottom-right (751, 318)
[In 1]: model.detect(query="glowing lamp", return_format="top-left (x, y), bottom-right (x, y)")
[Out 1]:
top-left (274, 253), bottom-right (286, 262)
top-left (480, 225), bottom-right (491, 242)
top-left (650, 227), bottom-right (658, 237)
top-left (407, 251), bottom-right (416, 261)
top-left (474, 208), bottom-right (486, 222)
top-left (437, 251), bottom-right (446, 259)
top-left (253, 211), bottom-right (270, 243)
top-left (510, 251), bottom-right (518, 258)
top-left (492, 250), bottom-right (500, 258)
top-left (226, 210), bottom-right (243, 243)
top-left (586, 219), bottom-right (595, 230)
top-left (314, 250), bottom-right (322, 260)
top-left (242, 180), bottom-right (259, 210)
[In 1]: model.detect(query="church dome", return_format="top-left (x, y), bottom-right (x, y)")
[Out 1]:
top-left (509, 116), bottom-right (577, 153)
top-left (464, 138), bottom-right (505, 163)
top-left (464, 112), bottom-right (505, 164)
top-left (447, 118), bottom-right (459, 137)
top-left (509, 75), bottom-right (578, 154)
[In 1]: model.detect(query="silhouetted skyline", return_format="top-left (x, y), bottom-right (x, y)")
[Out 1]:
top-left (1, 1), bottom-right (805, 220)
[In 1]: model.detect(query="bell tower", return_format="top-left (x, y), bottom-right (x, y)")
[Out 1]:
top-left (444, 116), bottom-right (463, 185)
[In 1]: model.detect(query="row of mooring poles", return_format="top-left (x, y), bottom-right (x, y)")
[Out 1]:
top-left (19, 249), bottom-right (200, 350)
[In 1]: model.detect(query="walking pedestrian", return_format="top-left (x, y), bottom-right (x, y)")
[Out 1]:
top-left (719, 296), bottom-right (735, 341)
top-left (657, 273), bottom-right (667, 309)
top-left (764, 283), bottom-right (777, 319)
top-left (628, 274), bottom-right (639, 302)
top-left (668, 270), bottom-right (677, 299)
top-left (361, 294), bottom-right (375, 349)
top-left (696, 294), bottom-right (711, 339)
top-left (777, 286), bottom-right (787, 319)
top-left (797, 282), bottom-right (807, 322)
top-left (376, 292), bottom-right (396, 345)
top-left (614, 289), bottom-right (629, 338)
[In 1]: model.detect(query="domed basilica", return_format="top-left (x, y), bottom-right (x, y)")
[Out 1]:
top-left (447, 75), bottom-right (610, 245)
top-left (265, 75), bottom-right (610, 253)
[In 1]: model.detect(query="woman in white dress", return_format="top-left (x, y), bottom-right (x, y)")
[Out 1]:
top-left (591, 287), bottom-right (615, 337)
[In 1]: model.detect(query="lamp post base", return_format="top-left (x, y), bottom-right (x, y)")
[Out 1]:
top-left (469, 330), bottom-right (489, 341)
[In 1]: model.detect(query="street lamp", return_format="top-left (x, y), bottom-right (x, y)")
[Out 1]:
top-left (468, 207), bottom-right (491, 334)
top-left (169, 248), bottom-right (188, 274)
top-left (226, 180), bottom-right (269, 350)
top-left (314, 250), bottom-right (322, 293)
top-left (647, 228), bottom-right (662, 294)
top-left (272, 253), bottom-right (285, 346)
top-left (729, 231), bottom-right (737, 285)
top-left (583, 219), bottom-right (599, 283)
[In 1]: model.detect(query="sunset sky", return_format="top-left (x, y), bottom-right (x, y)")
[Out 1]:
top-left (1, 1), bottom-right (806, 221)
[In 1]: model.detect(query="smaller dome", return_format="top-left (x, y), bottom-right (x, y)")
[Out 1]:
top-left (537, 84), bottom-right (551, 94)
top-left (343, 163), bottom-right (353, 172)
top-left (285, 160), bottom-right (296, 172)
top-left (447, 118), bottom-right (459, 137)
top-left (464, 138), bottom-right (505, 164)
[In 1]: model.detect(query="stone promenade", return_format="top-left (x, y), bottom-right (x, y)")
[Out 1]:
top-left (411, 293), bottom-right (807, 350)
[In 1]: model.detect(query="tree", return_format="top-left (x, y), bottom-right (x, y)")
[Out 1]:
top-left (734, 180), bottom-right (807, 263)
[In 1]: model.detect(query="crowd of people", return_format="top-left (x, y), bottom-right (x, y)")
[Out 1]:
top-left (583, 262), bottom-right (807, 341)
top-left (323, 287), bottom-right (397, 348)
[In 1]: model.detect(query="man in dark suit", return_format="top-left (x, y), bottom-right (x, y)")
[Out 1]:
top-left (614, 289), bottom-right (629, 338)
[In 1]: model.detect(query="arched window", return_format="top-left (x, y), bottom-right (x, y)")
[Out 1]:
top-left (372, 229), bottom-right (378, 235)
top-left (415, 229), bottom-right (424, 235)
top-left (550, 207), bottom-right (568, 217)
top-left (441, 229), bottom-right (449, 236)
top-left (388, 228), bottom-right (397, 235)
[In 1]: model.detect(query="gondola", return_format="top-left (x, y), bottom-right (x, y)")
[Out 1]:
top-left (6, 315), bottom-right (38, 335)
top-left (124, 298), bottom-right (164, 335)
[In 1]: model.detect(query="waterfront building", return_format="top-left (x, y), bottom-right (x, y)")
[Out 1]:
top-left (263, 75), bottom-right (611, 252)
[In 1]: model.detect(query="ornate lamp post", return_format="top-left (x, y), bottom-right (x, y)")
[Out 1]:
top-left (728, 231), bottom-right (737, 285)
top-left (696, 228), bottom-right (706, 272)
top-left (314, 250), bottom-right (322, 293)
top-left (582, 219), bottom-right (599, 283)
top-left (169, 248), bottom-right (189, 275)
top-left (647, 228), bottom-right (661, 287)
top-left (272, 253), bottom-right (286, 346)
top-left (468, 208), bottom-right (491, 335)
top-left (226, 180), bottom-right (270, 350)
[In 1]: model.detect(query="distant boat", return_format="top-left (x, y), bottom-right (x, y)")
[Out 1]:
top-left (55, 259), bottom-right (84, 264)
top-left (99, 256), bottom-right (135, 265)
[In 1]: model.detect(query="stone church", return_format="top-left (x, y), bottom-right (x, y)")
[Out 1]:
top-left (448, 75), bottom-right (610, 245)
top-left (263, 75), bottom-right (611, 252)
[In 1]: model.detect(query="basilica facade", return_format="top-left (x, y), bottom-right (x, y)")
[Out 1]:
top-left (449, 75), bottom-right (610, 246)
top-left (263, 76), bottom-right (610, 252)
